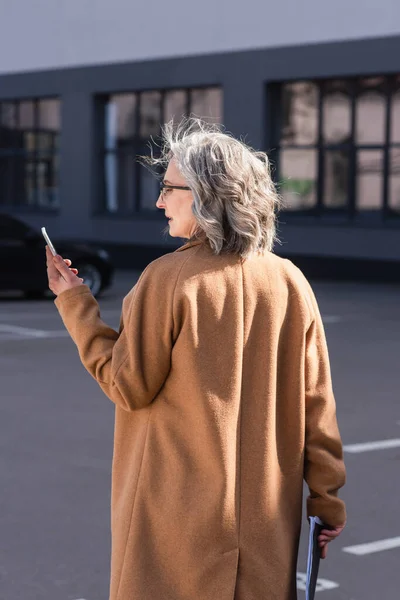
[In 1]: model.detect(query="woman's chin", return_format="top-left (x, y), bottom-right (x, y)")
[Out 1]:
top-left (167, 222), bottom-right (192, 238)
top-left (168, 227), bottom-right (180, 238)
top-left (167, 224), bottom-right (176, 237)
top-left (168, 224), bottom-right (184, 238)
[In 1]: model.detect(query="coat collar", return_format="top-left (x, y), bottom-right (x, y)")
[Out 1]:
top-left (175, 240), bottom-right (204, 253)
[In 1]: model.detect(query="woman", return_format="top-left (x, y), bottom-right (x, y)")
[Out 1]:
top-left (46, 118), bottom-right (346, 600)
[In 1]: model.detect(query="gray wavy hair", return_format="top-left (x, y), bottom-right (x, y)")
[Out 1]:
top-left (143, 117), bottom-right (281, 257)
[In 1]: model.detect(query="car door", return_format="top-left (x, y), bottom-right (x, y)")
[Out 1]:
top-left (0, 215), bottom-right (36, 290)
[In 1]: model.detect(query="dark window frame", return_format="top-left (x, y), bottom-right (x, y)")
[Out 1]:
top-left (97, 86), bottom-right (223, 217)
top-left (267, 75), bottom-right (400, 223)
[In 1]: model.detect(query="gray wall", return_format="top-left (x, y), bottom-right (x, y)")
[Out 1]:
top-left (1, 0), bottom-right (400, 74)
top-left (1, 36), bottom-right (400, 261)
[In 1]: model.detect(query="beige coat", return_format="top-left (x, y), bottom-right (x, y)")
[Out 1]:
top-left (55, 240), bottom-right (346, 600)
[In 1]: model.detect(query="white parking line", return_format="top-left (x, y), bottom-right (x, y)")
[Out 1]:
top-left (322, 315), bottom-right (342, 324)
top-left (296, 572), bottom-right (339, 591)
top-left (0, 324), bottom-right (53, 338)
top-left (0, 308), bottom-right (121, 320)
top-left (343, 439), bottom-right (400, 453)
top-left (343, 536), bottom-right (400, 555)
top-left (0, 324), bottom-right (69, 340)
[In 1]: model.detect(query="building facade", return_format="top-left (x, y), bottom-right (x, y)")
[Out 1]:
top-left (1, 0), bottom-right (400, 272)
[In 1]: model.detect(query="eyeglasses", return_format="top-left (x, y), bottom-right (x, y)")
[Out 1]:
top-left (159, 182), bottom-right (191, 197)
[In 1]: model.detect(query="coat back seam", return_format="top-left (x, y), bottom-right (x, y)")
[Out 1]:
top-left (115, 405), bottom-right (153, 600)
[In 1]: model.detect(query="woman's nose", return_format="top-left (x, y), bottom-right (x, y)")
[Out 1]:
top-left (156, 194), bottom-right (165, 209)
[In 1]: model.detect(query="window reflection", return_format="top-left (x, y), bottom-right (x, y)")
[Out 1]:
top-left (39, 99), bottom-right (60, 131)
top-left (190, 88), bottom-right (222, 122)
top-left (389, 148), bottom-right (400, 212)
top-left (36, 132), bottom-right (54, 152)
top-left (324, 150), bottom-right (349, 208)
top-left (0, 103), bottom-right (16, 128)
top-left (117, 151), bottom-right (136, 212)
top-left (106, 94), bottom-right (137, 148)
top-left (165, 90), bottom-right (187, 123)
top-left (19, 101), bottom-right (35, 129)
top-left (323, 92), bottom-right (351, 144)
top-left (105, 151), bottom-right (136, 213)
top-left (390, 91), bottom-right (400, 143)
top-left (25, 160), bottom-right (35, 206)
top-left (140, 91), bottom-right (162, 137)
top-left (280, 149), bottom-right (317, 210)
top-left (24, 131), bottom-right (35, 152)
top-left (281, 82), bottom-right (318, 146)
top-left (356, 90), bottom-right (386, 144)
top-left (104, 152), bottom-right (118, 213)
top-left (105, 101), bottom-right (118, 152)
top-left (356, 150), bottom-right (383, 210)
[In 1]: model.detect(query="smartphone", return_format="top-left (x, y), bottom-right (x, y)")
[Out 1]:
top-left (42, 226), bottom-right (69, 282)
top-left (41, 227), bottom-right (57, 256)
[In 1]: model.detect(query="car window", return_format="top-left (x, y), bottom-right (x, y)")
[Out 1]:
top-left (0, 215), bottom-right (32, 239)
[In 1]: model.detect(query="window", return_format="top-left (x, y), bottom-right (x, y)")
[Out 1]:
top-left (269, 76), bottom-right (400, 219)
top-left (0, 98), bottom-right (60, 209)
top-left (100, 87), bottom-right (222, 214)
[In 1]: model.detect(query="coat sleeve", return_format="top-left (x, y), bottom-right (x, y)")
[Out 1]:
top-left (54, 260), bottom-right (178, 411)
top-left (303, 285), bottom-right (347, 527)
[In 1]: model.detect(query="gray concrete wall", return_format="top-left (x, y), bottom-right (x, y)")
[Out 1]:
top-left (1, 0), bottom-right (400, 74)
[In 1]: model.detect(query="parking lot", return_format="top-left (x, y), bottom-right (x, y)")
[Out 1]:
top-left (1, 271), bottom-right (399, 600)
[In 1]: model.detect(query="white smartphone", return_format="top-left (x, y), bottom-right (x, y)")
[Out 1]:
top-left (41, 227), bottom-right (57, 256)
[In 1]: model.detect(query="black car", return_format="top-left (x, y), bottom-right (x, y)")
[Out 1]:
top-left (0, 214), bottom-right (114, 298)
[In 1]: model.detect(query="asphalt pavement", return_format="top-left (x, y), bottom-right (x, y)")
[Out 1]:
top-left (1, 271), bottom-right (399, 600)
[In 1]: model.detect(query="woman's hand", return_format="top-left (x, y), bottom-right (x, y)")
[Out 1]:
top-left (46, 245), bottom-right (85, 297)
top-left (318, 523), bottom-right (346, 559)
